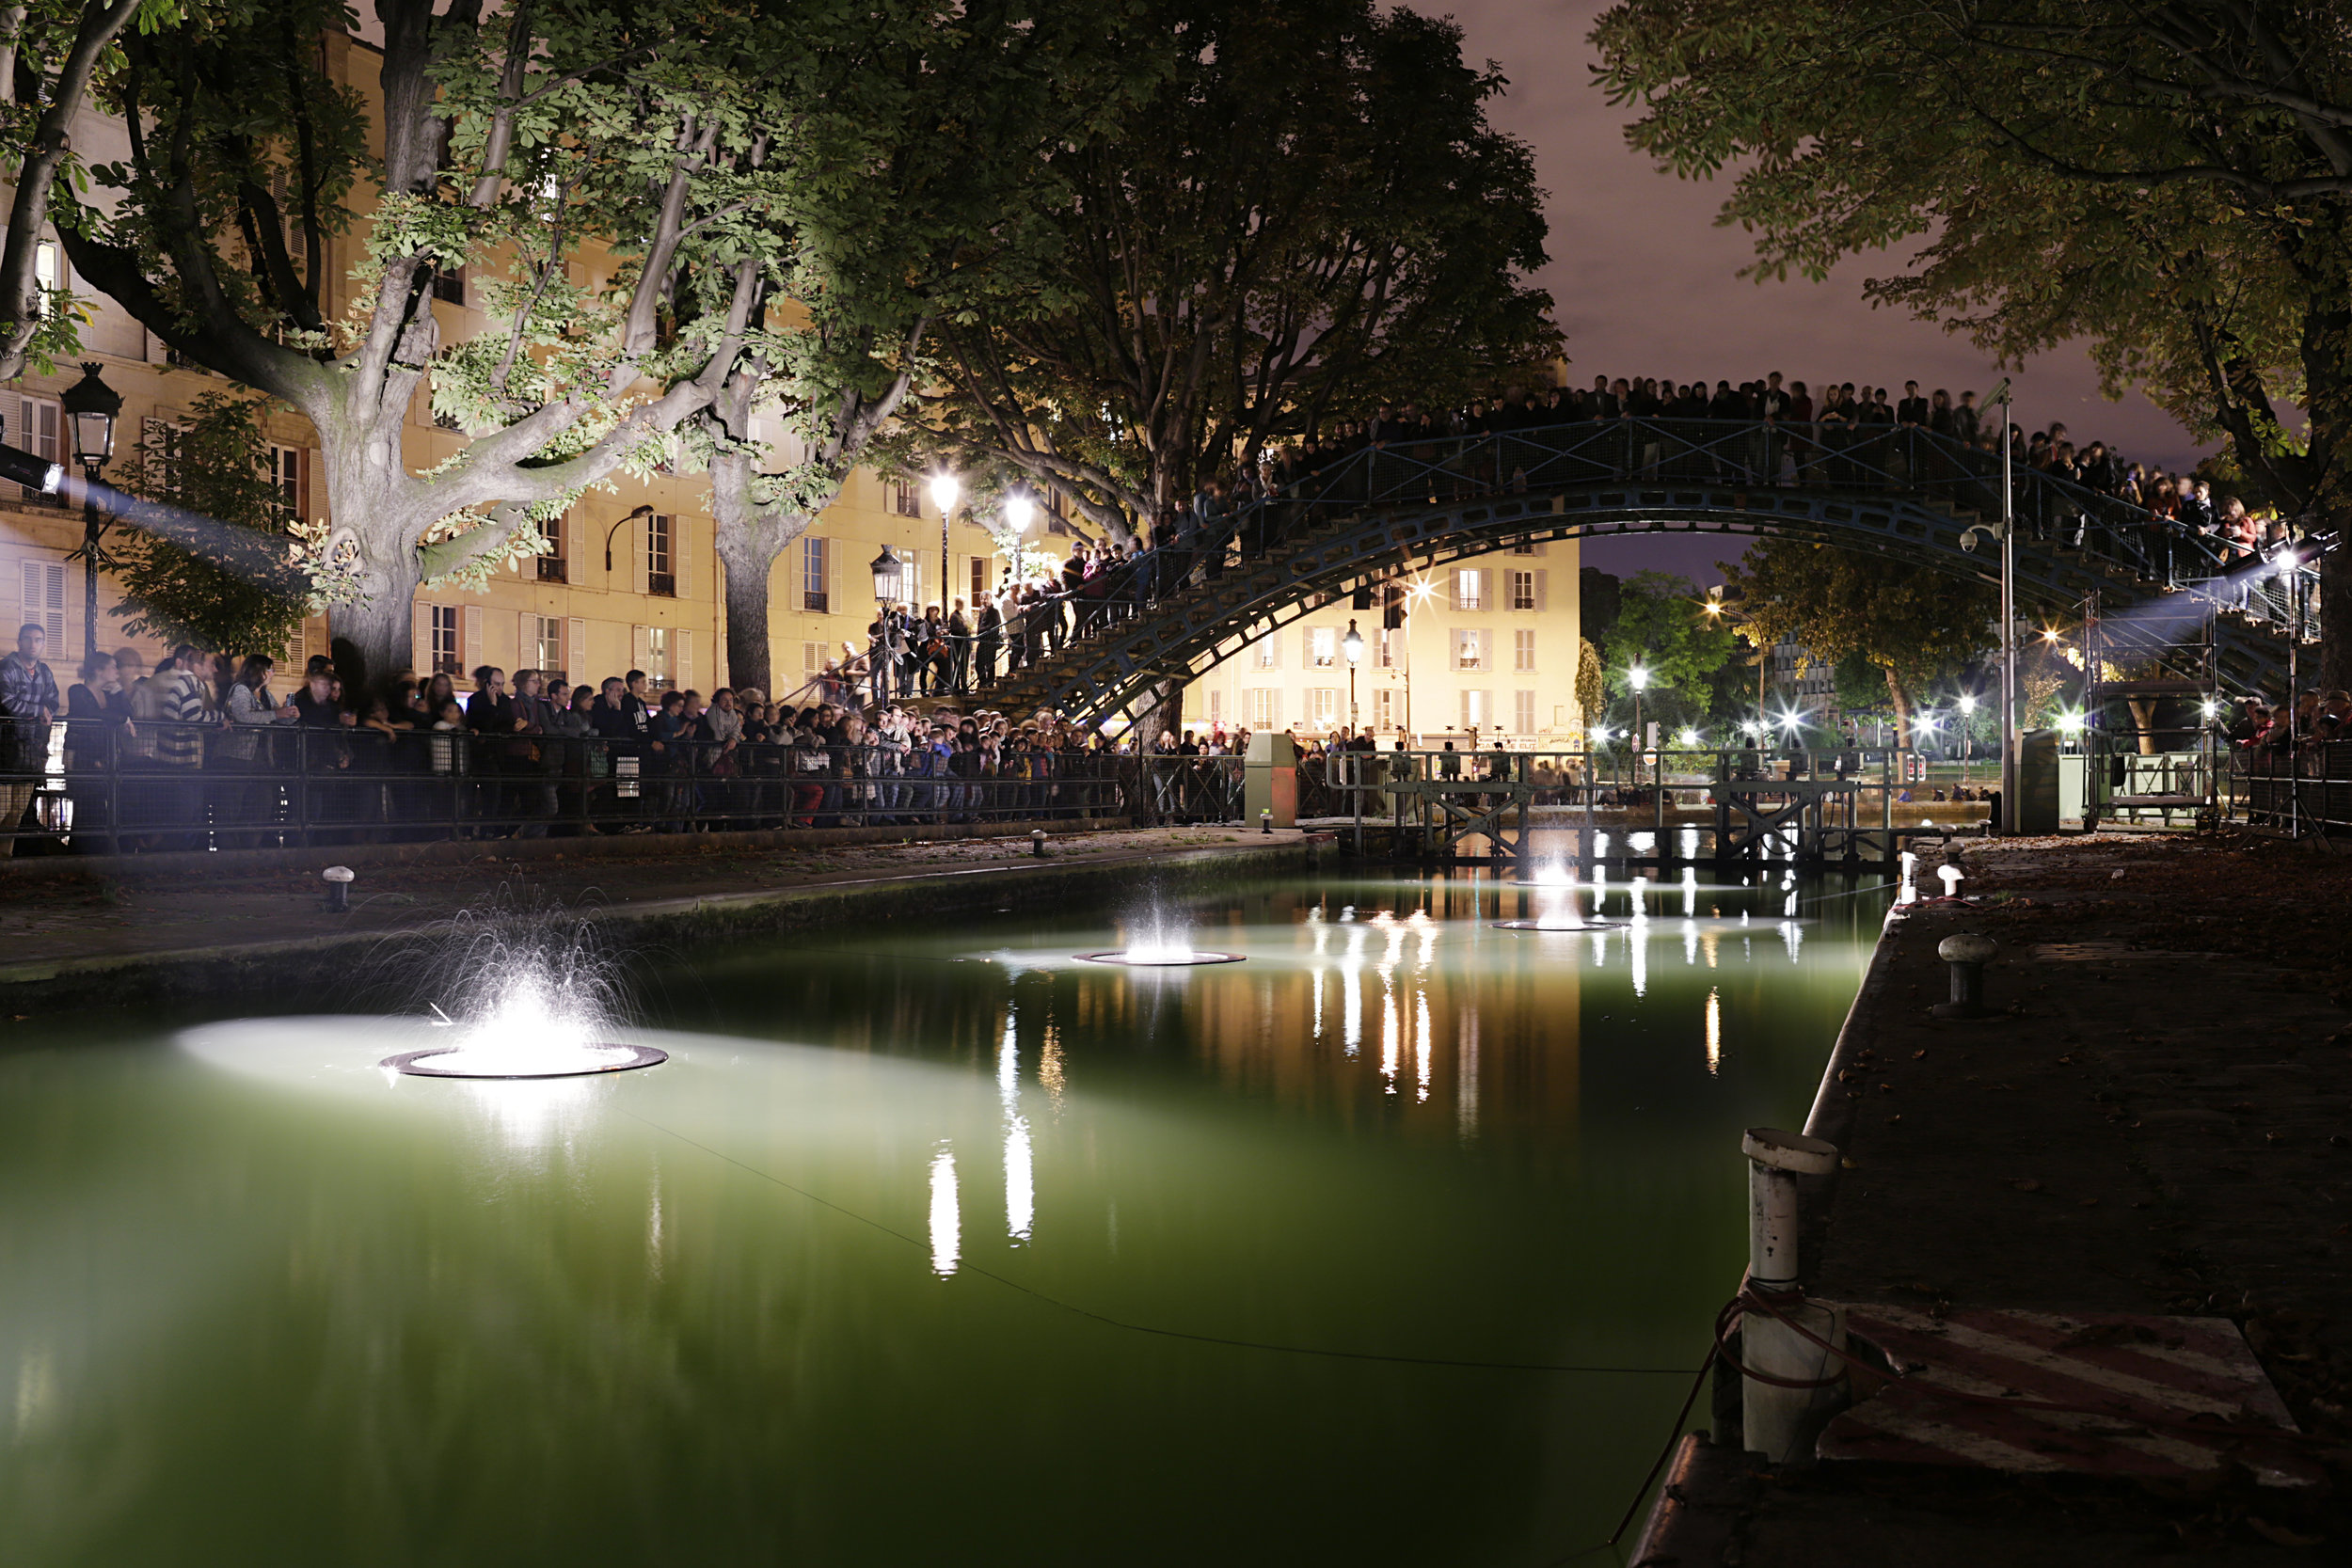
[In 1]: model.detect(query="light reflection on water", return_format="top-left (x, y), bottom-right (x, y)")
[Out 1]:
top-left (6, 870), bottom-right (1889, 1568)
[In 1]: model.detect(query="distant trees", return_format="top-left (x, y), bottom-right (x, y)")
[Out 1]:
top-left (1596, 0), bottom-right (2352, 685)
top-left (907, 0), bottom-right (1559, 541)
top-left (1719, 542), bottom-right (1996, 748)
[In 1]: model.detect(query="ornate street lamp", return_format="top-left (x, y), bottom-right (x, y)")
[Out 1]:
top-left (870, 544), bottom-right (905, 606)
top-left (1343, 617), bottom-right (1362, 733)
top-left (58, 362), bottom-right (121, 660)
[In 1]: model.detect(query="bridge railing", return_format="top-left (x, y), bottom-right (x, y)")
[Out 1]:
top-left (1312, 744), bottom-right (1987, 831)
top-left (953, 417), bottom-right (2311, 707)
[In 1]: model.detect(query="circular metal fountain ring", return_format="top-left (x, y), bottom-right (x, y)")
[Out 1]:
top-left (380, 1044), bottom-right (670, 1080)
top-left (1073, 951), bottom-right (1247, 967)
top-left (1490, 919), bottom-right (1621, 932)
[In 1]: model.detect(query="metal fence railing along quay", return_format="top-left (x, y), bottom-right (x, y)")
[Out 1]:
top-left (0, 720), bottom-right (1152, 855)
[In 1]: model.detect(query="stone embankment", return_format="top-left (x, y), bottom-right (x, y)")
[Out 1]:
top-left (1637, 832), bottom-right (2352, 1567)
top-left (0, 826), bottom-right (1327, 1008)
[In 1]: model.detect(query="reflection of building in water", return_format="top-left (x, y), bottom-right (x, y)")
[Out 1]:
top-left (1181, 891), bottom-right (1581, 1147)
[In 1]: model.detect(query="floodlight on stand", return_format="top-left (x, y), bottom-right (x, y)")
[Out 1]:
top-left (0, 440), bottom-right (62, 495)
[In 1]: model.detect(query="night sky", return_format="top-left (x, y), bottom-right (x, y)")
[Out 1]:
top-left (1447, 0), bottom-right (2203, 586)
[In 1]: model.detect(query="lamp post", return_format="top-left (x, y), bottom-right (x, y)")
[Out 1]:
top-left (1343, 617), bottom-right (1362, 734)
top-left (1628, 663), bottom-right (1649, 790)
top-left (1994, 380), bottom-right (2016, 832)
top-left (58, 363), bottom-right (120, 661)
top-left (869, 545), bottom-right (903, 706)
top-left (930, 473), bottom-right (959, 616)
top-left (1957, 691), bottom-right (1978, 780)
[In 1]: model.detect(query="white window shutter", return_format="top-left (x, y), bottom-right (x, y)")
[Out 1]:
top-left (1447, 572), bottom-right (1462, 612)
top-left (1534, 570), bottom-right (1548, 612)
top-left (20, 559), bottom-right (65, 643)
top-left (299, 449), bottom-right (312, 525)
top-left (412, 599), bottom-right (430, 671)
top-left (568, 617), bottom-right (587, 686)
top-left (517, 611), bottom-right (534, 672)
top-left (632, 624), bottom-right (650, 673)
top-left (461, 605), bottom-right (483, 673)
top-left (675, 628), bottom-right (693, 690)
top-left (631, 517), bottom-right (648, 595)
top-left (675, 515), bottom-right (691, 601)
top-left (1477, 569), bottom-right (1491, 610)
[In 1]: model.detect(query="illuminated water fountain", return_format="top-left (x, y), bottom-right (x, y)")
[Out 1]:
top-left (1494, 861), bottom-right (1613, 931)
top-left (1076, 906), bottom-right (1245, 966)
top-left (378, 917), bottom-right (666, 1079)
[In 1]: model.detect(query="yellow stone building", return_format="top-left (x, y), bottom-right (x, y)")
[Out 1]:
top-left (1184, 539), bottom-right (1584, 746)
top-left (0, 27), bottom-right (1000, 701)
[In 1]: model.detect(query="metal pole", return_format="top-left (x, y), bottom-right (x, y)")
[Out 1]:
top-left (1998, 396), bottom-right (2018, 835)
top-left (79, 464), bottom-right (103, 662)
top-left (2288, 550), bottom-right (2300, 839)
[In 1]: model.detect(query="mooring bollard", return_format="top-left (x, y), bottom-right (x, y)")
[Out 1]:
top-left (1936, 863), bottom-right (1965, 899)
top-left (1897, 849), bottom-right (1918, 905)
top-left (322, 864), bottom-right (355, 914)
top-left (1931, 932), bottom-right (1996, 1019)
top-left (1031, 829), bottom-right (1047, 859)
top-left (1740, 1127), bottom-right (1843, 1465)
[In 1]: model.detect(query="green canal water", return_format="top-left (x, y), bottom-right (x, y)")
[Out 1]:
top-left (0, 868), bottom-right (1888, 1566)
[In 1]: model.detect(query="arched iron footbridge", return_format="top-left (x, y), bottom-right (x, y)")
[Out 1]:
top-left (981, 419), bottom-right (2306, 728)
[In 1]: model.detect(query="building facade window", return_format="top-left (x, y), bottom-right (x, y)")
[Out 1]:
top-left (19, 559), bottom-right (64, 643)
top-left (10, 394), bottom-right (58, 502)
top-left (432, 265), bottom-right (466, 305)
top-left (1309, 626), bottom-right (1336, 667)
top-left (1374, 689), bottom-right (1397, 731)
top-left (645, 513), bottom-right (675, 597)
top-left (1514, 628), bottom-right (1535, 671)
top-left (429, 605), bottom-right (461, 675)
top-left (1454, 628), bottom-right (1485, 671)
top-left (532, 615), bottom-right (566, 686)
top-left (1510, 570), bottom-right (1536, 611)
top-left (32, 240), bottom-right (59, 318)
top-left (1454, 568), bottom-right (1483, 611)
top-left (644, 626), bottom-right (671, 688)
top-left (1254, 637), bottom-right (1278, 671)
top-left (803, 641), bottom-right (827, 676)
top-left (267, 445), bottom-right (305, 523)
top-left (1376, 627), bottom-right (1399, 669)
top-left (1207, 689), bottom-right (1224, 724)
top-left (970, 556), bottom-right (988, 605)
top-left (1308, 688), bottom-right (1338, 729)
top-left (1461, 689), bottom-right (1490, 731)
top-left (1514, 689), bottom-right (1536, 735)
top-left (536, 510), bottom-right (567, 582)
top-left (1247, 688), bottom-right (1278, 729)
top-left (887, 477), bottom-right (922, 517)
top-left (802, 536), bottom-right (828, 613)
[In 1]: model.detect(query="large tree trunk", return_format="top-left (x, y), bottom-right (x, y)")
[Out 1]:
top-left (715, 519), bottom-right (790, 697)
top-left (330, 554), bottom-right (425, 699)
top-left (1883, 665), bottom-right (1914, 752)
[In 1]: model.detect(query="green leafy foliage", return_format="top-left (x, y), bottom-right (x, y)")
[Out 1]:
top-left (910, 0), bottom-right (1560, 537)
top-left (108, 393), bottom-right (309, 654)
top-left (1597, 570), bottom-right (1738, 720)
top-left (1720, 541), bottom-right (1997, 742)
top-left (1594, 0), bottom-right (2352, 679)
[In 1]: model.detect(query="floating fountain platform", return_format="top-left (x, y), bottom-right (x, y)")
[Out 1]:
top-left (1075, 950), bottom-right (1246, 967)
top-left (380, 1043), bottom-right (670, 1080)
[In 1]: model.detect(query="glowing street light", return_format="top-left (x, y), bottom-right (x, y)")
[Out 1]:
top-left (929, 473), bottom-right (960, 625)
top-left (1627, 665), bottom-right (1651, 788)
top-left (1003, 492), bottom-right (1035, 533)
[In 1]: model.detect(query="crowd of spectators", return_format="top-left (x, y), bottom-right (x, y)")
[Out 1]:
top-left (0, 621), bottom-right (1138, 854)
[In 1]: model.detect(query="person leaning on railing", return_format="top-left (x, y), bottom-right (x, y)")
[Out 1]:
top-left (0, 622), bottom-right (59, 854)
top-left (64, 650), bottom-right (133, 855)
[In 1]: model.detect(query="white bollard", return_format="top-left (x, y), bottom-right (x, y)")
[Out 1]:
top-left (1740, 1127), bottom-right (1844, 1464)
top-left (1937, 863), bottom-right (1964, 899)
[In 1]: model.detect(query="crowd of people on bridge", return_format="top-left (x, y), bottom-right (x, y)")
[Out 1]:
top-left (828, 372), bottom-right (2304, 718)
